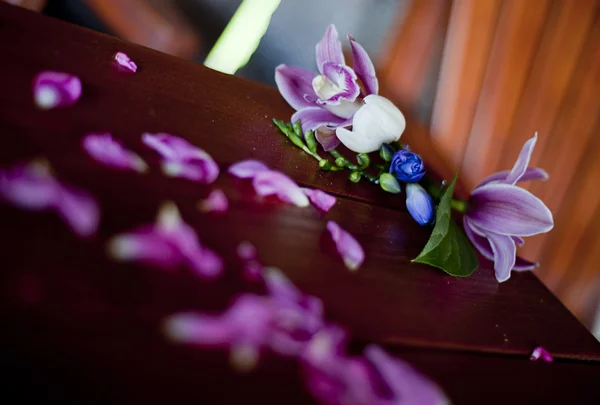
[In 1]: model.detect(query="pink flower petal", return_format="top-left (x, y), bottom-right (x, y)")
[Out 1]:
top-left (198, 189), bottom-right (229, 213)
top-left (228, 159), bottom-right (270, 179)
top-left (252, 170), bottom-right (309, 207)
top-left (33, 71), bottom-right (81, 109)
top-left (302, 188), bottom-right (336, 212)
top-left (114, 52), bottom-right (137, 73)
top-left (82, 133), bottom-right (148, 173)
top-left (0, 160), bottom-right (100, 237)
top-left (326, 221), bottom-right (364, 271)
top-left (530, 346), bottom-right (553, 362)
top-left (142, 133), bottom-right (219, 184)
top-left (108, 202), bottom-right (223, 278)
top-left (236, 241), bottom-right (257, 261)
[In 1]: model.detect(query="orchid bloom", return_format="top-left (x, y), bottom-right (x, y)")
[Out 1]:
top-left (463, 133), bottom-right (554, 282)
top-left (276, 25), bottom-right (404, 153)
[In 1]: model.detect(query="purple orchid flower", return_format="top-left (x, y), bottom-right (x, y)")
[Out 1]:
top-left (463, 133), bottom-right (554, 282)
top-left (0, 160), bottom-right (100, 237)
top-left (108, 202), bottom-right (223, 279)
top-left (275, 25), bottom-right (378, 151)
top-left (164, 268), bottom-right (325, 370)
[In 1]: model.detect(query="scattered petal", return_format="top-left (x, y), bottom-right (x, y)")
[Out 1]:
top-left (236, 241), bottom-right (257, 261)
top-left (252, 170), bottom-right (310, 207)
top-left (198, 189), bottom-right (229, 213)
top-left (114, 52), bottom-right (138, 73)
top-left (108, 202), bottom-right (223, 278)
top-left (228, 159), bottom-right (270, 179)
top-left (302, 188), bottom-right (336, 212)
top-left (0, 160), bottom-right (99, 237)
top-left (33, 71), bottom-right (82, 110)
top-left (142, 133), bottom-right (219, 184)
top-left (82, 133), bottom-right (148, 173)
top-left (530, 346), bottom-right (553, 362)
top-left (326, 221), bottom-right (364, 271)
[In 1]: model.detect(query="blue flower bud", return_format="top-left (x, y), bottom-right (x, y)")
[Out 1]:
top-left (389, 147), bottom-right (426, 183)
top-left (406, 183), bottom-right (435, 226)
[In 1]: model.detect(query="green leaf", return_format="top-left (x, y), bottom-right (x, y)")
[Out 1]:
top-left (411, 172), bottom-right (478, 277)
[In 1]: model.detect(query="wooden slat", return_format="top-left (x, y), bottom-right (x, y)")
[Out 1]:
top-left (430, 0), bottom-right (501, 171)
top-left (538, 117), bottom-right (600, 293)
top-left (378, 0), bottom-right (450, 109)
top-left (0, 3), bottom-right (599, 359)
top-left (520, 18), bottom-right (600, 262)
top-left (4, 321), bottom-right (600, 405)
top-left (497, 0), bottom-right (598, 174)
top-left (459, 0), bottom-right (551, 189)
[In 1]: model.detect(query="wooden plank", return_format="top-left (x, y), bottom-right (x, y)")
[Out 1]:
top-left (497, 0), bottom-right (598, 174)
top-left (519, 18), bottom-right (600, 263)
top-left (1, 1), bottom-right (599, 361)
top-left (430, 0), bottom-right (502, 171)
top-left (4, 316), bottom-right (600, 405)
top-left (378, 0), bottom-right (450, 109)
top-left (460, 0), bottom-right (551, 189)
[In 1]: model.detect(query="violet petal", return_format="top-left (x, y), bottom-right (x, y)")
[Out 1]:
top-left (236, 241), bottom-right (258, 261)
top-left (530, 346), bottom-right (553, 362)
top-left (487, 232), bottom-right (517, 282)
top-left (365, 345), bottom-right (449, 405)
top-left (33, 71), bottom-right (82, 110)
top-left (513, 256), bottom-right (539, 271)
top-left (198, 189), bottom-right (229, 213)
top-left (469, 184), bottom-right (554, 237)
top-left (326, 221), bottom-right (364, 271)
top-left (108, 226), bottom-right (182, 269)
top-left (142, 133), bottom-right (219, 184)
top-left (348, 34), bottom-right (378, 95)
top-left (114, 52), bottom-right (138, 73)
top-left (274, 64), bottom-right (318, 111)
top-left (82, 133), bottom-right (148, 173)
top-left (463, 218), bottom-right (494, 261)
top-left (252, 170), bottom-right (310, 207)
top-left (315, 24), bottom-right (345, 74)
top-left (291, 107), bottom-right (348, 133)
top-left (315, 126), bottom-right (341, 151)
top-left (504, 133), bottom-right (538, 185)
top-left (476, 167), bottom-right (548, 188)
top-left (228, 159), bottom-right (270, 179)
top-left (302, 188), bottom-right (337, 212)
top-left (55, 184), bottom-right (101, 237)
top-left (319, 62), bottom-right (360, 104)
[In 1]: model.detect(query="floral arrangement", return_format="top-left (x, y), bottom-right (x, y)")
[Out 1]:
top-left (274, 25), bottom-right (554, 282)
top-left (0, 25), bottom-right (557, 405)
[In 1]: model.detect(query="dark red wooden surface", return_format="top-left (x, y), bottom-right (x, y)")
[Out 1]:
top-left (1, 3), bottom-right (599, 403)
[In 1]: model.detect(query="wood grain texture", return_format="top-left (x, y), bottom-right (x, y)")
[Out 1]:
top-left (497, 0), bottom-right (598, 174)
top-left (431, 0), bottom-right (501, 170)
top-left (520, 18), bottom-right (600, 263)
top-left (0, 4), bottom-right (599, 402)
top-left (378, 0), bottom-right (450, 109)
top-left (460, 0), bottom-right (551, 189)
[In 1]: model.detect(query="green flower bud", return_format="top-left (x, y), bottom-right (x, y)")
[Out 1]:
top-left (356, 153), bottom-right (370, 168)
top-left (319, 159), bottom-right (333, 170)
top-left (380, 144), bottom-right (395, 162)
top-left (304, 130), bottom-right (318, 154)
top-left (379, 173), bottom-right (401, 194)
top-left (293, 120), bottom-right (303, 137)
top-left (335, 157), bottom-right (347, 167)
top-left (288, 133), bottom-right (306, 149)
top-left (349, 171), bottom-right (361, 183)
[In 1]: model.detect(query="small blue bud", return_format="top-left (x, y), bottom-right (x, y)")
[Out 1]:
top-left (389, 147), bottom-right (426, 183)
top-left (406, 183), bottom-right (435, 226)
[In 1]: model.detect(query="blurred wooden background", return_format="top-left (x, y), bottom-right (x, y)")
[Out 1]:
top-left (6, 0), bottom-right (600, 332)
top-left (379, 0), bottom-right (600, 331)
